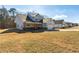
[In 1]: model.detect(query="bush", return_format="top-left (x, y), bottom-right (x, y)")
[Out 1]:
top-left (43, 27), bottom-right (48, 30)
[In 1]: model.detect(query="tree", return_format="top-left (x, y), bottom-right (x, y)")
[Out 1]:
top-left (9, 8), bottom-right (16, 18)
top-left (1, 6), bottom-right (9, 20)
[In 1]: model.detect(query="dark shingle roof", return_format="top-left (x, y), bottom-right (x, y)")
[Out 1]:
top-left (53, 20), bottom-right (64, 24)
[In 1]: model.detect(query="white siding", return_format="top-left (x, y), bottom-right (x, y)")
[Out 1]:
top-left (47, 20), bottom-right (55, 30)
top-left (15, 14), bottom-right (26, 30)
top-left (43, 18), bottom-right (55, 30)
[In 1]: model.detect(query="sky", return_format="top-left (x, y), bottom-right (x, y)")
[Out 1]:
top-left (0, 5), bottom-right (79, 23)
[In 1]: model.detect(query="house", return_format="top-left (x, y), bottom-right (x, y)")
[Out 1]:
top-left (72, 23), bottom-right (79, 26)
top-left (43, 18), bottom-right (55, 30)
top-left (64, 22), bottom-right (73, 28)
top-left (27, 12), bottom-right (43, 22)
top-left (53, 20), bottom-right (65, 28)
top-left (43, 18), bottom-right (65, 30)
top-left (64, 22), bottom-right (79, 28)
top-left (15, 12), bottom-right (44, 30)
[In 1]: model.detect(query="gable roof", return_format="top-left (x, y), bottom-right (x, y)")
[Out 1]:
top-left (53, 20), bottom-right (64, 24)
top-left (43, 18), bottom-right (55, 23)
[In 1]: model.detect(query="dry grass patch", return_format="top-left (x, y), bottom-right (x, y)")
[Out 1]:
top-left (0, 29), bottom-right (79, 53)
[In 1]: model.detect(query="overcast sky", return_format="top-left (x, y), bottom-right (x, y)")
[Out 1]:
top-left (0, 5), bottom-right (79, 23)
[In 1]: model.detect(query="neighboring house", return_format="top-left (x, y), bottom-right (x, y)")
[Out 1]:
top-left (43, 18), bottom-right (55, 30)
top-left (53, 20), bottom-right (65, 28)
top-left (64, 22), bottom-right (73, 28)
top-left (15, 12), bottom-right (44, 30)
top-left (64, 22), bottom-right (79, 28)
top-left (72, 23), bottom-right (79, 26)
top-left (27, 12), bottom-right (43, 22)
top-left (43, 18), bottom-right (66, 30)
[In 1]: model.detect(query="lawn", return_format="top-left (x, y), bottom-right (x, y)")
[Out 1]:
top-left (0, 29), bottom-right (79, 53)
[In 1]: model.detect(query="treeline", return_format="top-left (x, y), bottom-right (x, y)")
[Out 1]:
top-left (0, 6), bottom-right (17, 29)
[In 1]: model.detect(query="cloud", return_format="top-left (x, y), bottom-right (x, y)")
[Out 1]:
top-left (17, 8), bottom-right (38, 14)
top-left (53, 14), bottom-right (68, 20)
